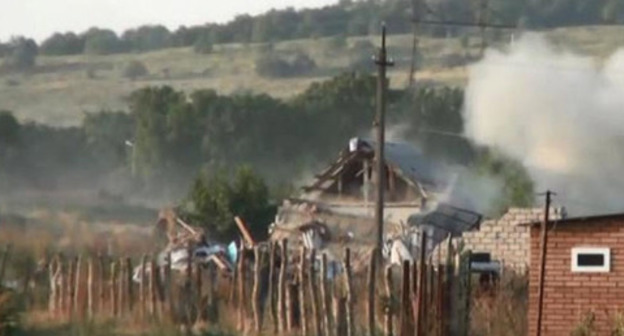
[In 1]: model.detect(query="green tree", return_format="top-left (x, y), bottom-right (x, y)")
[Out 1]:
top-left (40, 32), bottom-right (84, 55)
top-left (184, 166), bottom-right (274, 241)
top-left (193, 34), bottom-right (214, 54)
top-left (0, 111), bottom-right (20, 147)
top-left (121, 25), bottom-right (171, 52)
top-left (122, 60), bottom-right (149, 80)
top-left (83, 28), bottom-right (124, 55)
top-left (129, 86), bottom-right (201, 190)
top-left (82, 110), bottom-right (135, 170)
top-left (473, 148), bottom-right (535, 213)
top-left (2, 37), bottom-right (38, 72)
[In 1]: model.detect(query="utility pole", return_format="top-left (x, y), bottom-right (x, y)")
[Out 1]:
top-left (536, 190), bottom-right (555, 336)
top-left (479, 0), bottom-right (489, 57)
top-left (374, 24), bottom-right (394, 257)
top-left (407, 0), bottom-right (421, 88)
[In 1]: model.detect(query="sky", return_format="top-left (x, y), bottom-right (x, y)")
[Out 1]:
top-left (1, 0), bottom-right (339, 42)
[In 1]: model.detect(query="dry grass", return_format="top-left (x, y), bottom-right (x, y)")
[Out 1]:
top-left (469, 274), bottom-right (528, 336)
top-left (2, 26), bottom-right (623, 126)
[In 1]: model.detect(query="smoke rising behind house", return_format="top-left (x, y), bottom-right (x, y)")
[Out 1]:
top-left (463, 34), bottom-right (624, 216)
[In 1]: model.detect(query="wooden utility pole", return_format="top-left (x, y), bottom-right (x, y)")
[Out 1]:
top-left (477, 0), bottom-right (489, 57)
top-left (536, 190), bottom-right (554, 336)
top-left (408, 0), bottom-right (421, 87)
top-left (374, 24), bottom-right (394, 256)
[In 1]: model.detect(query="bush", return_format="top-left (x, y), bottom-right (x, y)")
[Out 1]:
top-left (122, 60), bottom-right (148, 80)
top-left (348, 40), bottom-right (376, 72)
top-left (193, 35), bottom-right (214, 54)
top-left (325, 34), bottom-right (347, 50)
top-left (0, 290), bottom-right (22, 336)
top-left (2, 38), bottom-right (38, 72)
top-left (183, 166), bottom-right (275, 241)
top-left (254, 52), bottom-right (316, 78)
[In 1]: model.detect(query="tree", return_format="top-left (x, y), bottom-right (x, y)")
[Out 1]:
top-left (82, 110), bottom-right (135, 169)
top-left (129, 86), bottom-right (194, 186)
top-left (193, 34), bottom-right (214, 54)
top-left (122, 25), bottom-right (171, 52)
top-left (40, 32), bottom-right (84, 55)
top-left (291, 53), bottom-right (317, 75)
top-left (255, 52), bottom-right (316, 78)
top-left (254, 53), bottom-right (292, 78)
top-left (122, 60), bottom-right (149, 80)
top-left (2, 37), bottom-right (38, 72)
top-left (83, 28), bottom-right (124, 55)
top-left (184, 166), bottom-right (275, 241)
top-left (0, 111), bottom-right (20, 148)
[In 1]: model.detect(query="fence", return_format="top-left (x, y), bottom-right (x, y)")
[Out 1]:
top-left (2, 236), bottom-right (474, 335)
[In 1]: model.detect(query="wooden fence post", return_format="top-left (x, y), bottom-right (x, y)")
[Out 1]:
top-left (320, 253), bottom-right (332, 336)
top-left (399, 261), bottom-right (412, 336)
top-left (195, 261), bottom-right (204, 324)
top-left (344, 248), bottom-right (354, 336)
top-left (436, 263), bottom-right (444, 336)
top-left (125, 257), bottom-right (133, 313)
top-left (385, 265), bottom-right (394, 336)
top-left (140, 255), bottom-right (147, 319)
top-left (309, 249), bottom-right (321, 336)
top-left (444, 236), bottom-right (453, 336)
top-left (58, 257), bottom-right (66, 317)
top-left (75, 256), bottom-right (83, 318)
top-left (286, 282), bottom-right (294, 332)
top-left (238, 245), bottom-right (246, 333)
top-left (268, 242), bottom-right (278, 333)
top-left (335, 296), bottom-right (347, 336)
top-left (457, 250), bottom-right (471, 336)
top-left (87, 258), bottom-right (94, 318)
top-left (253, 246), bottom-right (263, 333)
top-left (68, 257), bottom-right (76, 318)
top-left (98, 255), bottom-right (105, 315)
top-left (299, 246), bottom-right (307, 336)
top-left (278, 239), bottom-right (288, 334)
top-left (415, 233), bottom-right (427, 336)
top-left (149, 257), bottom-right (157, 317)
top-left (0, 244), bottom-right (11, 285)
top-left (427, 257), bottom-right (434, 309)
top-left (367, 248), bottom-right (377, 336)
top-left (110, 260), bottom-right (118, 317)
top-left (118, 257), bottom-right (125, 316)
top-left (165, 253), bottom-right (174, 322)
top-left (48, 257), bottom-right (59, 315)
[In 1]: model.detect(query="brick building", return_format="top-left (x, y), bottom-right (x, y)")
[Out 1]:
top-left (431, 207), bottom-right (565, 272)
top-left (527, 214), bottom-right (624, 335)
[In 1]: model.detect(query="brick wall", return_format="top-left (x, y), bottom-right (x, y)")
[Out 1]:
top-left (528, 219), bottom-right (624, 335)
top-left (460, 208), bottom-right (564, 272)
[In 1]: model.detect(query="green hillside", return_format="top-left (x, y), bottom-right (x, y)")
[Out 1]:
top-left (1, 25), bottom-right (624, 127)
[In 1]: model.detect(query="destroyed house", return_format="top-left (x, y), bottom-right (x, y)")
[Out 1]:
top-left (301, 138), bottom-right (448, 208)
top-left (270, 138), bottom-right (480, 267)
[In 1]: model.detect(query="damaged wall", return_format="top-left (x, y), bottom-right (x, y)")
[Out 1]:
top-left (462, 207), bottom-right (564, 272)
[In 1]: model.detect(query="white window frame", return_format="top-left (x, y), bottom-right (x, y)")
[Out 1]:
top-left (571, 247), bottom-right (611, 273)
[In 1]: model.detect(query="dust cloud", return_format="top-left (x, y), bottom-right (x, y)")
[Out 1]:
top-left (463, 34), bottom-right (624, 216)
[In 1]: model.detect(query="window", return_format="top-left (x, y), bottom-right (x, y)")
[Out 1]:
top-left (571, 247), bottom-right (610, 273)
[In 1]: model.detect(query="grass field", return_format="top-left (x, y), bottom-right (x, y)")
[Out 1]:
top-left (1, 25), bottom-right (624, 126)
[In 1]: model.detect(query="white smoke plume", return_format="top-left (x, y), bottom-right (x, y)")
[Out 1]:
top-left (463, 34), bottom-right (624, 216)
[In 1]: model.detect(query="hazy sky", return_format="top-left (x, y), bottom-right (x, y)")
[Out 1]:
top-left (1, 0), bottom-right (338, 42)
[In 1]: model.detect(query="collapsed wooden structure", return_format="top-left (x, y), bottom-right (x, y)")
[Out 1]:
top-left (270, 138), bottom-right (482, 270)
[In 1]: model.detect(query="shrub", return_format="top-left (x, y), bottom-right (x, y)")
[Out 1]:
top-left (193, 35), bottom-right (214, 54)
top-left (0, 290), bottom-right (21, 336)
top-left (122, 60), bottom-right (148, 80)
top-left (571, 311), bottom-right (596, 336)
top-left (254, 52), bottom-right (316, 78)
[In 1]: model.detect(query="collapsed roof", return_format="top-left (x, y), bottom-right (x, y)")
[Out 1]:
top-left (301, 138), bottom-right (452, 203)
